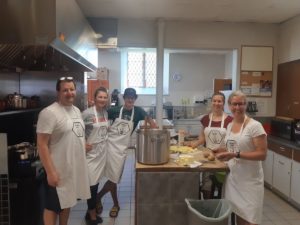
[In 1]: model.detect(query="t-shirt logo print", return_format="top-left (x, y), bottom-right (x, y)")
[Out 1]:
top-left (72, 122), bottom-right (84, 137)
top-left (117, 122), bottom-right (130, 135)
top-left (208, 130), bottom-right (223, 144)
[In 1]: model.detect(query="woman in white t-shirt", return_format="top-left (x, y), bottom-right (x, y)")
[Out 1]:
top-left (215, 90), bottom-right (267, 225)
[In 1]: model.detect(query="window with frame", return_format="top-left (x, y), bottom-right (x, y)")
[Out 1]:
top-left (127, 51), bottom-right (156, 88)
top-left (121, 48), bottom-right (169, 95)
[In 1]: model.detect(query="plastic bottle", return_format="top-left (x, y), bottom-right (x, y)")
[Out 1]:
top-left (178, 129), bottom-right (185, 146)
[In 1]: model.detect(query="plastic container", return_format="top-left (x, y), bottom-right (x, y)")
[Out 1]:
top-left (185, 198), bottom-right (231, 225)
top-left (178, 129), bottom-right (185, 146)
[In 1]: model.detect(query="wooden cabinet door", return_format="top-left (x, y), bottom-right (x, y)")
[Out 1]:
top-left (277, 60), bottom-right (300, 118)
top-left (262, 149), bottom-right (273, 185)
top-left (277, 64), bottom-right (292, 117)
top-left (273, 152), bottom-right (292, 197)
top-left (291, 160), bottom-right (300, 204)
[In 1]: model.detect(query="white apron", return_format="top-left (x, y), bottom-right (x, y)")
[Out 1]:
top-left (224, 116), bottom-right (264, 224)
top-left (86, 106), bottom-right (109, 186)
top-left (204, 113), bottom-right (227, 150)
top-left (201, 113), bottom-right (227, 191)
top-left (105, 107), bottom-right (134, 183)
top-left (53, 106), bottom-right (90, 209)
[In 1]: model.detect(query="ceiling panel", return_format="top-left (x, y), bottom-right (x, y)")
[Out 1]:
top-left (76, 0), bottom-right (300, 23)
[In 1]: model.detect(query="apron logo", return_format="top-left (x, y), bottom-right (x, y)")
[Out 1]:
top-left (226, 139), bottom-right (238, 153)
top-left (117, 122), bottom-right (130, 135)
top-left (98, 126), bottom-right (108, 138)
top-left (72, 122), bottom-right (84, 137)
top-left (208, 130), bottom-right (223, 144)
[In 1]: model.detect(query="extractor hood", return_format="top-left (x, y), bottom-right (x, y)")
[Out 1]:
top-left (0, 0), bottom-right (97, 72)
top-left (87, 18), bottom-right (118, 49)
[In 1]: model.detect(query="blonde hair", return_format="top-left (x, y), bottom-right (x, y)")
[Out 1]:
top-left (228, 90), bottom-right (247, 105)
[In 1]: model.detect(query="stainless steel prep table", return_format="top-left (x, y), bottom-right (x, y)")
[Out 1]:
top-left (135, 150), bottom-right (228, 225)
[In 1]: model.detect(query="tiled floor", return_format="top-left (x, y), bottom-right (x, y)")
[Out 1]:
top-left (262, 189), bottom-right (300, 225)
top-left (69, 149), bottom-right (300, 225)
top-left (70, 148), bottom-right (135, 225)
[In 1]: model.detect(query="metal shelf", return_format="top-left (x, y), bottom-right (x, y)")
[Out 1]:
top-left (0, 108), bottom-right (41, 116)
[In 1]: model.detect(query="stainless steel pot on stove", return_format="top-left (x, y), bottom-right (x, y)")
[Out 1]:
top-left (136, 128), bottom-right (170, 165)
top-left (6, 92), bottom-right (23, 109)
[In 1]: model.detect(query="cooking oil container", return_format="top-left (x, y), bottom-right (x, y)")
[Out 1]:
top-left (136, 129), bottom-right (170, 165)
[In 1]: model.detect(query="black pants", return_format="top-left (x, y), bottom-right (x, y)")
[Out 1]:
top-left (87, 183), bottom-right (99, 210)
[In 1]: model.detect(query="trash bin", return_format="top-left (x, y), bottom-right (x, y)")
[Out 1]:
top-left (185, 198), bottom-right (232, 225)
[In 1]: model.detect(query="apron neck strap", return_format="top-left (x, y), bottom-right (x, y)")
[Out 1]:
top-left (230, 115), bottom-right (247, 136)
top-left (93, 106), bottom-right (107, 123)
top-left (93, 106), bottom-right (99, 123)
top-left (208, 112), bottom-right (225, 128)
top-left (119, 107), bottom-right (135, 121)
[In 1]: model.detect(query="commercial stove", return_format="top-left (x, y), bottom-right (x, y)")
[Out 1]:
top-left (0, 135), bottom-right (44, 225)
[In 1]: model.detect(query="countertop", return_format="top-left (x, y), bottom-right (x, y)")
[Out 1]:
top-left (268, 135), bottom-right (300, 151)
top-left (136, 149), bottom-right (228, 172)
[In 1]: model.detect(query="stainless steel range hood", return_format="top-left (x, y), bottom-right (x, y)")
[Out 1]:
top-left (0, 0), bottom-right (97, 72)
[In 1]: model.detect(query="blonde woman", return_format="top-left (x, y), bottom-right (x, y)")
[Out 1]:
top-left (215, 90), bottom-right (267, 225)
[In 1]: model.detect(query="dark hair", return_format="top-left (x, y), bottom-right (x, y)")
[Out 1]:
top-left (94, 87), bottom-right (108, 99)
top-left (123, 88), bottom-right (138, 99)
top-left (56, 76), bottom-right (76, 91)
top-left (212, 92), bottom-right (226, 103)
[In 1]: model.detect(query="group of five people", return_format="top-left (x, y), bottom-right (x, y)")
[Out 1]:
top-left (37, 76), bottom-right (267, 225)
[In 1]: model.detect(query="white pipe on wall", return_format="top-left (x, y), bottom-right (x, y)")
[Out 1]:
top-left (156, 19), bottom-right (165, 129)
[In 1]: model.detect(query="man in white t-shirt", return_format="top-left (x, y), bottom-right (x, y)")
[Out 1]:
top-left (36, 77), bottom-right (90, 225)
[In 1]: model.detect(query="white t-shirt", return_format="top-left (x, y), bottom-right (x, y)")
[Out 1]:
top-left (37, 102), bottom-right (90, 208)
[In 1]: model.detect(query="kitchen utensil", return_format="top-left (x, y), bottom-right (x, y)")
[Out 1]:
top-left (136, 128), bottom-right (170, 165)
top-left (6, 92), bottom-right (23, 109)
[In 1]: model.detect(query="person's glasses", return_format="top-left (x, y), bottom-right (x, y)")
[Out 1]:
top-left (230, 102), bottom-right (246, 107)
top-left (59, 76), bottom-right (73, 81)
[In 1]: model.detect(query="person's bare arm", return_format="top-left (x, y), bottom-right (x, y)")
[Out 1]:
top-left (184, 130), bottom-right (205, 148)
top-left (37, 133), bottom-right (60, 187)
top-left (216, 134), bottom-right (267, 161)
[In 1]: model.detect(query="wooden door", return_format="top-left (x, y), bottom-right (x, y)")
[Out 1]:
top-left (213, 79), bottom-right (232, 93)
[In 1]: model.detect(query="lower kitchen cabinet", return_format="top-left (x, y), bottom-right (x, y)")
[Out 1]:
top-left (262, 149), bottom-right (273, 185)
top-left (291, 150), bottom-right (300, 206)
top-left (267, 137), bottom-right (300, 209)
top-left (291, 160), bottom-right (300, 205)
top-left (273, 152), bottom-right (292, 197)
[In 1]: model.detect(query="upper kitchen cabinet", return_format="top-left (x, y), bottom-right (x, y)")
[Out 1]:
top-left (240, 46), bottom-right (273, 97)
top-left (241, 46), bottom-right (273, 71)
top-left (277, 59), bottom-right (300, 119)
